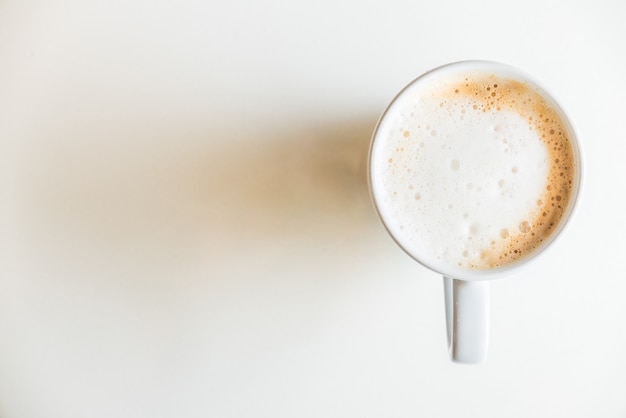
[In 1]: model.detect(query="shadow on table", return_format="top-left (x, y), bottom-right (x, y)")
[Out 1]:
top-left (201, 118), bottom-right (379, 244)
top-left (16, 115), bottom-right (382, 277)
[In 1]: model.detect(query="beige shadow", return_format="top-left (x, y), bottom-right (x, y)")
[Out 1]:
top-left (13, 115), bottom-right (382, 278)
top-left (202, 118), bottom-right (379, 242)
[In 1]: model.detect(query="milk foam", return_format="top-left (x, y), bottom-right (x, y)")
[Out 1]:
top-left (371, 69), bottom-right (575, 270)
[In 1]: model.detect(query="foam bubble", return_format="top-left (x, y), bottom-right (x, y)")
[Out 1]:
top-left (519, 221), bottom-right (531, 233)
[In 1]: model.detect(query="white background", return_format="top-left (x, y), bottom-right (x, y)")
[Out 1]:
top-left (1, 0), bottom-right (625, 417)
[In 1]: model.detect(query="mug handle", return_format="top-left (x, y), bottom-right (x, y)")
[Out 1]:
top-left (444, 277), bottom-right (489, 364)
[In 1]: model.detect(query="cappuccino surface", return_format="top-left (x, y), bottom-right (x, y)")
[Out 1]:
top-left (371, 69), bottom-right (575, 270)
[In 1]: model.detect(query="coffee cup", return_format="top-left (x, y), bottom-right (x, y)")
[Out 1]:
top-left (368, 60), bottom-right (583, 364)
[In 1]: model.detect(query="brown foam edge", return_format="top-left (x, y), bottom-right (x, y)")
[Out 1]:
top-left (433, 73), bottom-right (576, 269)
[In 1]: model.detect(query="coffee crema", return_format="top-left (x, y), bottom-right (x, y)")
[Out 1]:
top-left (371, 69), bottom-right (576, 270)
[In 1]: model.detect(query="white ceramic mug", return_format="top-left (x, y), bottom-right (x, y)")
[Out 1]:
top-left (368, 60), bottom-right (583, 364)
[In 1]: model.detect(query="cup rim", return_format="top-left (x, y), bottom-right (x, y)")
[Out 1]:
top-left (368, 60), bottom-right (584, 281)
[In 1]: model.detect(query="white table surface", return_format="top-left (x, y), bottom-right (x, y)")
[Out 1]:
top-left (1, 1), bottom-right (625, 417)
